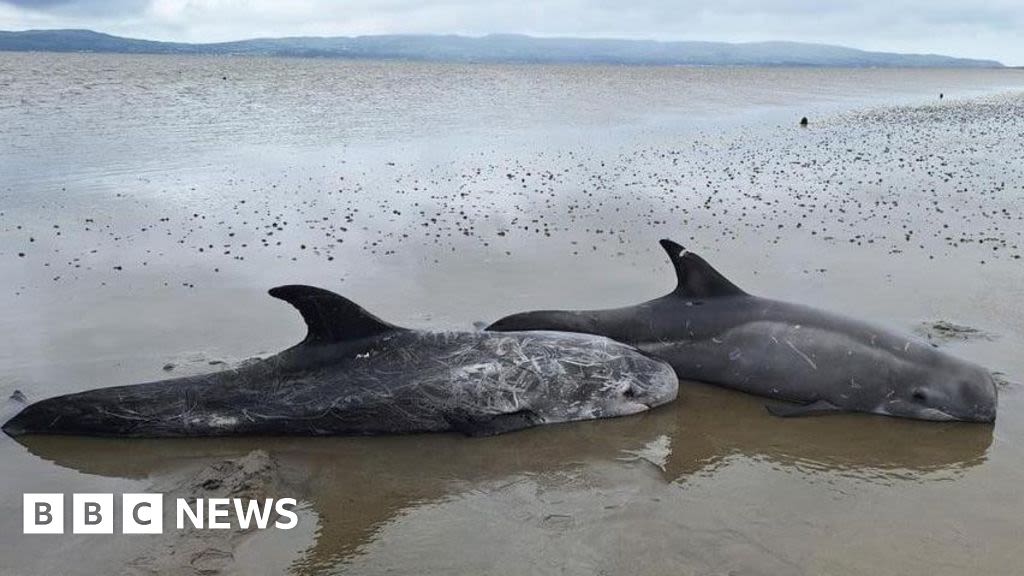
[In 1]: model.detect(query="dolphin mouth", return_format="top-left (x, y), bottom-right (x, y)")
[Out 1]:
top-left (963, 406), bottom-right (997, 423)
top-left (912, 407), bottom-right (958, 422)
top-left (618, 400), bottom-right (652, 416)
top-left (880, 399), bottom-right (996, 423)
top-left (907, 406), bottom-right (995, 423)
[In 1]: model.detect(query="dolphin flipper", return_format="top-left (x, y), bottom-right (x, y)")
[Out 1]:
top-left (448, 409), bottom-right (541, 437)
top-left (765, 400), bottom-right (843, 418)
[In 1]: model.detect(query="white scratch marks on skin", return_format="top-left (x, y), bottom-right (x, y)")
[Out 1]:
top-left (455, 362), bottom-right (501, 377)
top-left (99, 407), bottom-right (152, 421)
top-left (785, 339), bottom-right (818, 370)
top-left (208, 415), bottom-right (239, 427)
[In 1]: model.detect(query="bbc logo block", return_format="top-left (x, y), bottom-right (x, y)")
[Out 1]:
top-left (23, 492), bottom-right (298, 534)
top-left (24, 494), bottom-right (64, 534)
top-left (122, 493), bottom-right (163, 534)
top-left (73, 493), bottom-right (114, 534)
top-left (24, 493), bottom-right (162, 534)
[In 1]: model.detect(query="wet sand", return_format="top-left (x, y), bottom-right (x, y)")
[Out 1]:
top-left (1, 55), bottom-right (1024, 575)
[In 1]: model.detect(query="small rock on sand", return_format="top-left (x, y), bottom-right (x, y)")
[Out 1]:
top-left (915, 320), bottom-right (994, 344)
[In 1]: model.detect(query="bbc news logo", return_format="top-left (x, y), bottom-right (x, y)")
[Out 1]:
top-left (23, 493), bottom-right (298, 534)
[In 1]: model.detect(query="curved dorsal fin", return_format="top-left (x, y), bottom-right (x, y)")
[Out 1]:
top-left (269, 285), bottom-right (403, 345)
top-left (658, 239), bottom-right (747, 299)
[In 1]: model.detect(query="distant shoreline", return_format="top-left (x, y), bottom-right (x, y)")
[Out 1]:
top-left (0, 51), bottom-right (1009, 71)
top-left (0, 29), bottom-right (1005, 68)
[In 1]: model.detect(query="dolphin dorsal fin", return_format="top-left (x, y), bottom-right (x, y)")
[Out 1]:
top-left (659, 239), bottom-right (747, 299)
top-left (269, 285), bottom-right (403, 345)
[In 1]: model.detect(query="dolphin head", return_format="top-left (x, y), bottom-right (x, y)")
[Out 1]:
top-left (881, 351), bottom-right (997, 423)
top-left (589, 368), bottom-right (679, 419)
top-left (519, 333), bottom-right (679, 424)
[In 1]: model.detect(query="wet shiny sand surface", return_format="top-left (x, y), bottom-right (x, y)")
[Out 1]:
top-left (1, 53), bottom-right (1024, 575)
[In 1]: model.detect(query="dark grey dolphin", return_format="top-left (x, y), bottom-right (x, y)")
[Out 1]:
top-left (488, 240), bottom-right (997, 422)
top-left (2, 285), bottom-right (677, 438)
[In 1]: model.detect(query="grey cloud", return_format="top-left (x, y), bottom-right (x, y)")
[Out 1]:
top-left (1, 0), bottom-right (74, 6)
top-left (1, 0), bottom-right (149, 15)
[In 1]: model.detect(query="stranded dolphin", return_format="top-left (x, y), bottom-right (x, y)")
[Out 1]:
top-left (2, 285), bottom-right (678, 438)
top-left (488, 240), bottom-right (997, 423)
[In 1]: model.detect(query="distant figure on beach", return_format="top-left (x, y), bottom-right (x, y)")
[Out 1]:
top-left (799, 117), bottom-right (808, 127)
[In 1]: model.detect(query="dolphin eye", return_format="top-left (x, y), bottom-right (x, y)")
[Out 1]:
top-left (911, 389), bottom-right (928, 402)
top-left (623, 386), bottom-right (638, 398)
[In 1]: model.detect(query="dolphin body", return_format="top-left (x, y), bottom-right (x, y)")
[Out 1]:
top-left (2, 285), bottom-right (678, 438)
top-left (488, 240), bottom-right (997, 423)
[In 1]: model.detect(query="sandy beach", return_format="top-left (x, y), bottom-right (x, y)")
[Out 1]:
top-left (1, 54), bottom-right (1024, 575)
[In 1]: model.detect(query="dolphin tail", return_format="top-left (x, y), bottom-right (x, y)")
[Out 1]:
top-left (1, 390), bottom-right (28, 430)
top-left (487, 310), bottom-right (597, 334)
top-left (1, 371), bottom-right (250, 438)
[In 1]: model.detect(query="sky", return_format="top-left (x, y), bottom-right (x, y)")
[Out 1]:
top-left (0, 0), bottom-right (1021, 65)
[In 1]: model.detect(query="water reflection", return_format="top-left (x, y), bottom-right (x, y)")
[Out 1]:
top-left (10, 381), bottom-right (992, 573)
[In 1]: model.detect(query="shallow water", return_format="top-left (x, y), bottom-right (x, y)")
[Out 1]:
top-left (1, 53), bottom-right (1024, 575)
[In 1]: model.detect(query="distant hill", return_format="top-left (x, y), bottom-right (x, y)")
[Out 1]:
top-left (0, 29), bottom-right (1004, 68)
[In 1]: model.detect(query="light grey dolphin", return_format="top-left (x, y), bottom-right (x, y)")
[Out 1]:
top-left (488, 240), bottom-right (997, 422)
top-left (2, 285), bottom-right (678, 438)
